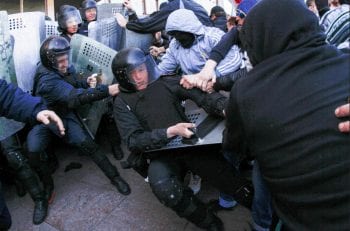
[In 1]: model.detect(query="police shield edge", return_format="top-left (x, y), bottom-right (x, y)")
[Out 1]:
top-left (8, 12), bottom-right (46, 94)
top-left (0, 11), bottom-right (24, 141)
top-left (152, 100), bottom-right (225, 151)
top-left (88, 17), bottom-right (123, 51)
top-left (96, 3), bottom-right (125, 21)
top-left (70, 34), bottom-right (117, 137)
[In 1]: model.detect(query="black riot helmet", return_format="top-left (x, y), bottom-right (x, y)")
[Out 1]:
top-left (40, 36), bottom-right (70, 71)
top-left (80, 0), bottom-right (97, 21)
top-left (57, 5), bottom-right (82, 33)
top-left (112, 47), bottom-right (161, 92)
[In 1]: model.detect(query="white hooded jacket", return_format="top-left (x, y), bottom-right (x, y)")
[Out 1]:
top-left (158, 9), bottom-right (242, 77)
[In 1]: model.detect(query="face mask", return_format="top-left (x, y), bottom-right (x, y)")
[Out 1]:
top-left (173, 32), bottom-right (195, 49)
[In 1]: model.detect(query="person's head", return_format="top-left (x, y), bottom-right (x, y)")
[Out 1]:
top-left (166, 9), bottom-right (204, 49)
top-left (81, 0), bottom-right (97, 22)
top-left (57, 5), bottom-right (82, 35)
top-left (40, 36), bottom-right (71, 74)
top-left (210, 6), bottom-right (226, 20)
top-left (236, 0), bottom-right (259, 26)
top-left (226, 16), bottom-right (237, 31)
top-left (112, 47), bottom-right (161, 92)
top-left (306, 0), bottom-right (319, 16)
top-left (315, 0), bottom-right (330, 17)
top-left (239, 0), bottom-right (326, 67)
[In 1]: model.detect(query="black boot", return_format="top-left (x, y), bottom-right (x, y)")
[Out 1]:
top-left (110, 176), bottom-right (131, 195)
top-left (33, 199), bottom-right (48, 225)
top-left (174, 189), bottom-right (224, 231)
top-left (90, 149), bottom-right (130, 195)
top-left (111, 144), bottom-right (124, 160)
top-left (16, 164), bottom-right (48, 225)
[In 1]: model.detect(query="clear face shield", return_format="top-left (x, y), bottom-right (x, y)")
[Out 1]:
top-left (125, 55), bottom-right (161, 91)
top-left (64, 9), bottom-right (82, 28)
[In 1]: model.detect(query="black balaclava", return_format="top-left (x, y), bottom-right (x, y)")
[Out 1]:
top-left (169, 31), bottom-right (195, 49)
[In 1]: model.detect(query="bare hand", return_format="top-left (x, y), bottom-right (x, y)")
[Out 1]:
top-left (149, 46), bottom-right (165, 57)
top-left (115, 13), bottom-right (127, 28)
top-left (180, 74), bottom-right (197, 89)
top-left (123, 0), bottom-right (134, 11)
top-left (108, 84), bottom-right (120, 96)
top-left (87, 74), bottom-right (97, 88)
top-left (167, 123), bottom-right (195, 138)
top-left (335, 103), bottom-right (350, 133)
top-left (154, 31), bottom-right (162, 42)
top-left (36, 110), bottom-right (65, 136)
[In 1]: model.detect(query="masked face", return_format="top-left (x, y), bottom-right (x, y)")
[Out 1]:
top-left (170, 31), bottom-right (195, 49)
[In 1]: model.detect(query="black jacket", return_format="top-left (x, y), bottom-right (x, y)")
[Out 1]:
top-left (225, 0), bottom-right (350, 230)
top-left (114, 76), bottom-right (226, 154)
top-left (126, 0), bottom-right (211, 34)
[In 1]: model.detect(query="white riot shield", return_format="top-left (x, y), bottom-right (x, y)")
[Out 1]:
top-left (8, 12), bottom-right (46, 94)
top-left (88, 17), bottom-right (123, 51)
top-left (0, 11), bottom-right (24, 141)
top-left (45, 20), bottom-right (59, 38)
top-left (70, 34), bottom-right (117, 85)
top-left (122, 29), bottom-right (154, 52)
top-left (70, 34), bottom-right (118, 137)
top-left (96, 3), bottom-right (125, 21)
top-left (149, 100), bottom-right (224, 151)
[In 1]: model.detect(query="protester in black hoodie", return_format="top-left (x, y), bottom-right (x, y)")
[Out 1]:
top-left (224, 0), bottom-right (350, 230)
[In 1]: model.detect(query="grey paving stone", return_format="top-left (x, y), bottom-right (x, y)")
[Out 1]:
top-left (4, 144), bottom-right (253, 231)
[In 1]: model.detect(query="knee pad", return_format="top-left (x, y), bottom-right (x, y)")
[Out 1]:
top-left (150, 176), bottom-right (184, 208)
top-left (6, 152), bottom-right (27, 170)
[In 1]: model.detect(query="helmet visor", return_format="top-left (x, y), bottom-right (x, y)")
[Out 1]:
top-left (64, 9), bottom-right (82, 27)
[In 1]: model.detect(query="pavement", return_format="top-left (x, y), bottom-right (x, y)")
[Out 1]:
top-left (3, 139), bottom-right (253, 231)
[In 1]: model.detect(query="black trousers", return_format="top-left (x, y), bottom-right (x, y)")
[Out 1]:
top-left (0, 182), bottom-right (11, 230)
top-left (147, 144), bottom-right (246, 197)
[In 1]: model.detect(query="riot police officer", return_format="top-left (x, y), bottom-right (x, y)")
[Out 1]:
top-left (26, 36), bottom-right (131, 197)
top-left (1, 135), bottom-right (49, 225)
top-left (57, 5), bottom-right (82, 42)
top-left (0, 78), bottom-right (65, 228)
top-left (78, 0), bottom-right (97, 36)
top-left (112, 48), bottom-right (252, 231)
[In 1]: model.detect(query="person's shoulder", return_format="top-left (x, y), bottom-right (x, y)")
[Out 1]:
top-left (204, 26), bottom-right (225, 37)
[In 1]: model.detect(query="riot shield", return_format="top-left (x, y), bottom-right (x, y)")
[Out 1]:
top-left (8, 12), bottom-right (46, 94)
top-left (70, 34), bottom-right (118, 137)
top-left (45, 20), bottom-right (59, 38)
top-left (0, 11), bottom-right (24, 141)
top-left (148, 100), bottom-right (224, 152)
top-left (70, 34), bottom-right (117, 85)
top-left (96, 3), bottom-right (125, 21)
top-left (122, 29), bottom-right (154, 52)
top-left (88, 17), bottom-right (123, 51)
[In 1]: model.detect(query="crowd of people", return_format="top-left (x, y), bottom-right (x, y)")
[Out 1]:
top-left (1, 0), bottom-right (349, 230)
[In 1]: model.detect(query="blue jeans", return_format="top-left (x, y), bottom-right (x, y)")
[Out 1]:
top-left (218, 150), bottom-right (240, 208)
top-left (252, 161), bottom-right (273, 231)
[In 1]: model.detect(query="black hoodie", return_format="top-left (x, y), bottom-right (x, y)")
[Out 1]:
top-left (225, 0), bottom-right (350, 230)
